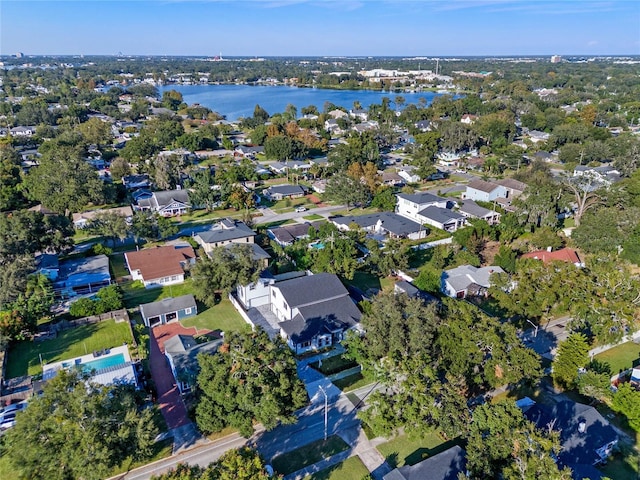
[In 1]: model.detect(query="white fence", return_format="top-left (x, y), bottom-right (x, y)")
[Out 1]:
top-left (411, 237), bottom-right (453, 250)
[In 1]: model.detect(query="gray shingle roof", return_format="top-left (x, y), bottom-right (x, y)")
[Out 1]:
top-left (457, 200), bottom-right (494, 219)
top-left (383, 446), bottom-right (466, 480)
top-left (266, 184), bottom-right (305, 196)
top-left (140, 294), bottom-right (196, 319)
top-left (442, 265), bottom-right (504, 292)
top-left (150, 189), bottom-right (191, 209)
top-left (467, 179), bottom-right (501, 193)
top-left (268, 223), bottom-right (312, 244)
top-left (525, 400), bottom-right (618, 467)
top-left (275, 273), bottom-right (349, 308)
top-left (331, 212), bottom-right (423, 237)
top-left (195, 219), bottom-right (256, 244)
top-left (397, 192), bottom-right (445, 206)
top-left (418, 206), bottom-right (465, 225)
top-left (224, 242), bottom-right (271, 261)
top-left (279, 296), bottom-right (361, 343)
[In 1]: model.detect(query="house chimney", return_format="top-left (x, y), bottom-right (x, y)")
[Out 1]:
top-left (578, 421), bottom-right (587, 433)
top-left (547, 246), bottom-right (553, 252)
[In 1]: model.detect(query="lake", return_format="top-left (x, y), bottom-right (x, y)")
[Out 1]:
top-left (158, 84), bottom-right (452, 120)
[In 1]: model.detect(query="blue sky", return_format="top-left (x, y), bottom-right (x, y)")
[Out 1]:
top-left (1, 1), bottom-right (639, 56)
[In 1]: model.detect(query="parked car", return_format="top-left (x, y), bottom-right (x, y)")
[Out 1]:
top-left (0, 412), bottom-right (18, 430)
top-left (0, 400), bottom-right (28, 417)
top-left (294, 206), bottom-right (307, 212)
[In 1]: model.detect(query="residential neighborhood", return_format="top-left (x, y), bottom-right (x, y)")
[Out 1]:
top-left (0, 33), bottom-right (640, 480)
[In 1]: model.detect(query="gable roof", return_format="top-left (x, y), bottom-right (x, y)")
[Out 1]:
top-left (383, 446), bottom-right (466, 480)
top-left (268, 222), bottom-right (312, 244)
top-left (418, 206), bottom-right (465, 225)
top-left (443, 265), bottom-right (504, 292)
top-left (195, 218), bottom-right (256, 244)
top-left (331, 212), bottom-right (423, 237)
top-left (397, 192), bottom-right (446, 206)
top-left (266, 184), bottom-right (305, 196)
top-left (140, 294), bottom-right (197, 319)
top-left (524, 400), bottom-right (618, 467)
top-left (467, 179), bottom-right (501, 194)
top-left (275, 272), bottom-right (349, 309)
top-left (279, 295), bottom-right (361, 343)
top-left (125, 245), bottom-right (195, 281)
top-left (139, 189), bottom-right (190, 210)
top-left (457, 199), bottom-right (495, 219)
top-left (165, 336), bottom-right (223, 380)
top-left (521, 247), bottom-right (581, 265)
top-left (72, 206), bottom-right (133, 224)
top-left (495, 177), bottom-right (527, 192)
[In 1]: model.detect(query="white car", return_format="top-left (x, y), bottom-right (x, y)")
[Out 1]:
top-left (294, 206), bottom-right (307, 212)
top-left (0, 401), bottom-right (27, 417)
top-left (0, 412), bottom-right (17, 430)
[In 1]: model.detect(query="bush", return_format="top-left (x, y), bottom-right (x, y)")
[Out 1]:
top-left (69, 297), bottom-right (98, 318)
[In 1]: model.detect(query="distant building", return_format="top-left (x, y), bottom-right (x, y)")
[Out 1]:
top-left (521, 247), bottom-right (584, 267)
top-left (550, 55), bottom-right (562, 63)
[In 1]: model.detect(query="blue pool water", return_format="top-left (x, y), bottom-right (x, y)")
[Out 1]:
top-left (81, 353), bottom-right (126, 372)
top-left (310, 242), bottom-right (325, 250)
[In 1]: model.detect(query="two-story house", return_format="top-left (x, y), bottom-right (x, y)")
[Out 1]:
top-left (396, 192), bottom-right (465, 232)
top-left (135, 189), bottom-right (191, 217)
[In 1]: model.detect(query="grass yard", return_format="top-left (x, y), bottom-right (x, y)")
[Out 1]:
top-left (307, 456), bottom-right (370, 480)
top-left (347, 272), bottom-right (394, 295)
top-left (376, 432), bottom-right (458, 469)
top-left (181, 298), bottom-right (250, 334)
top-left (303, 214), bottom-right (325, 221)
top-left (334, 371), bottom-right (376, 392)
top-left (595, 341), bottom-right (640, 374)
top-left (6, 319), bottom-right (134, 378)
top-left (271, 436), bottom-right (350, 476)
top-left (309, 354), bottom-right (358, 376)
top-left (599, 445), bottom-right (639, 480)
top-left (109, 253), bottom-right (130, 279)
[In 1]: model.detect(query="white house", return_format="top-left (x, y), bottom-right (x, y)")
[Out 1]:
top-left (124, 245), bottom-right (195, 289)
top-left (464, 179), bottom-right (507, 202)
top-left (135, 189), bottom-right (191, 217)
top-left (441, 265), bottom-right (504, 299)
top-left (396, 192), bottom-right (448, 222)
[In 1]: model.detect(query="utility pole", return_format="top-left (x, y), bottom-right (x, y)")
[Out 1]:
top-left (318, 385), bottom-right (328, 441)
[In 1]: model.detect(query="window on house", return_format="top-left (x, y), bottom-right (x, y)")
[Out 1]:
top-left (301, 341), bottom-right (311, 348)
top-left (184, 307), bottom-right (192, 315)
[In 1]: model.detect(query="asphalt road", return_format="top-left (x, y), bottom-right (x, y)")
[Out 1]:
top-left (112, 391), bottom-right (362, 480)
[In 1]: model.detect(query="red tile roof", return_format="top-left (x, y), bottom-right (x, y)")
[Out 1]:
top-left (125, 245), bottom-right (195, 281)
top-left (521, 247), bottom-right (581, 265)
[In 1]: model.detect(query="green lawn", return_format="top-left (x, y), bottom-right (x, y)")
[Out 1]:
top-left (271, 436), bottom-right (350, 476)
top-left (307, 456), bottom-right (370, 480)
top-left (376, 432), bottom-right (457, 469)
top-left (310, 354), bottom-right (358, 376)
top-left (109, 252), bottom-right (130, 279)
top-left (181, 298), bottom-right (250, 334)
top-left (303, 214), bottom-right (325, 221)
top-left (599, 448), bottom-right (639, 480)
top-left (347, 272), bottom-right (394, 294)
top-left (334, 371), bottom-right (376, 393)
top-left (595, 342), bottom-right (640, 374)
top-left (6, 320), bottom-right (134, 378)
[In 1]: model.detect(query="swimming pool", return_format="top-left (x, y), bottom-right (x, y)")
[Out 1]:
top-left (81, 353), bottom-right (126, 372)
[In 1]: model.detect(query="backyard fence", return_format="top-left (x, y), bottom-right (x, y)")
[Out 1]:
top-left (38, 309), bottom-right (130, 336)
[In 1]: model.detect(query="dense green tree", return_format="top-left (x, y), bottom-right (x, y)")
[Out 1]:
top-left (325, 174), bottom-right (371, 210)
top-left (552, 333), bottom-right (590, 389)
top-left (0, 144), bottom-right (25, 211)
top-left (191, 244), bottom-right (262, 304)
top-left (465, 401), bottom-right (570, 480)
top-left (22, 145), bottom-right (106, 214)
top-left (86, 211), bottom-right (130, 246)
top-left (3, 370), bottom-right (160, 480)
top-left (612, 383), bottom-right (640, 432)
top-left (187, 169), bottom-right (220, 211)
top-left (151, 448), bottom-right (271, 480)
top-left (108, 157), bottom-right (131, 180)
top-left (161, 90), bottom-right (184, 110)
top-left (196, 330), bottom-right (307, 437)
top-left (76, 117), bottom-right (113, 147)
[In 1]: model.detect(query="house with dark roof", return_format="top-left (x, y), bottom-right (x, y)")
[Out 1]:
top-left (122, 174), bottom-right (151, 190)
top-left (457, 199), bottom-right (501, 225)
top-left (394, 280), bottom-right (439, 304)
top-left (193, 218), bottom-right (256, 254)
top-left (441, 264), bottom-right (504, 299)
top-left (267, 222), bottom-right (314, 247)
top-left (135, 189), bottom-right (191, 217)
top-left (262, 184), bottom-right (306, 201)
top-left (330, 212), bottom-right (427, 240)
top-left (418, 206), bottom-right (466, 232)
top-left (270, 273), bottom-right (362, 353)
top-left (54, 255), bottom-right (112, 298)
top-left (383, 446), bottom-right (467, 480)
top-left (396, 192), bottom-right (448, 221)
top-left (124, 245), bottom-right (195, 289)
top-left (521, 247), bottom-right (584, 267)
top-left (140, 294), bottom-right (198, 328)
top-left (524, 400), bottom-right (618, 467)
top-left (164, 335), bottom-right (223, 393)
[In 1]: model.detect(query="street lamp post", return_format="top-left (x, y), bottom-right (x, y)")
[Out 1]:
top-left (525, 319), bottom-right (539, 338)
top-left (318, 385), bottom-right (328, 441)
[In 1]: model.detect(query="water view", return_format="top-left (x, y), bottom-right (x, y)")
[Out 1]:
top-left (158, 84), bottom-right (452, 120)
